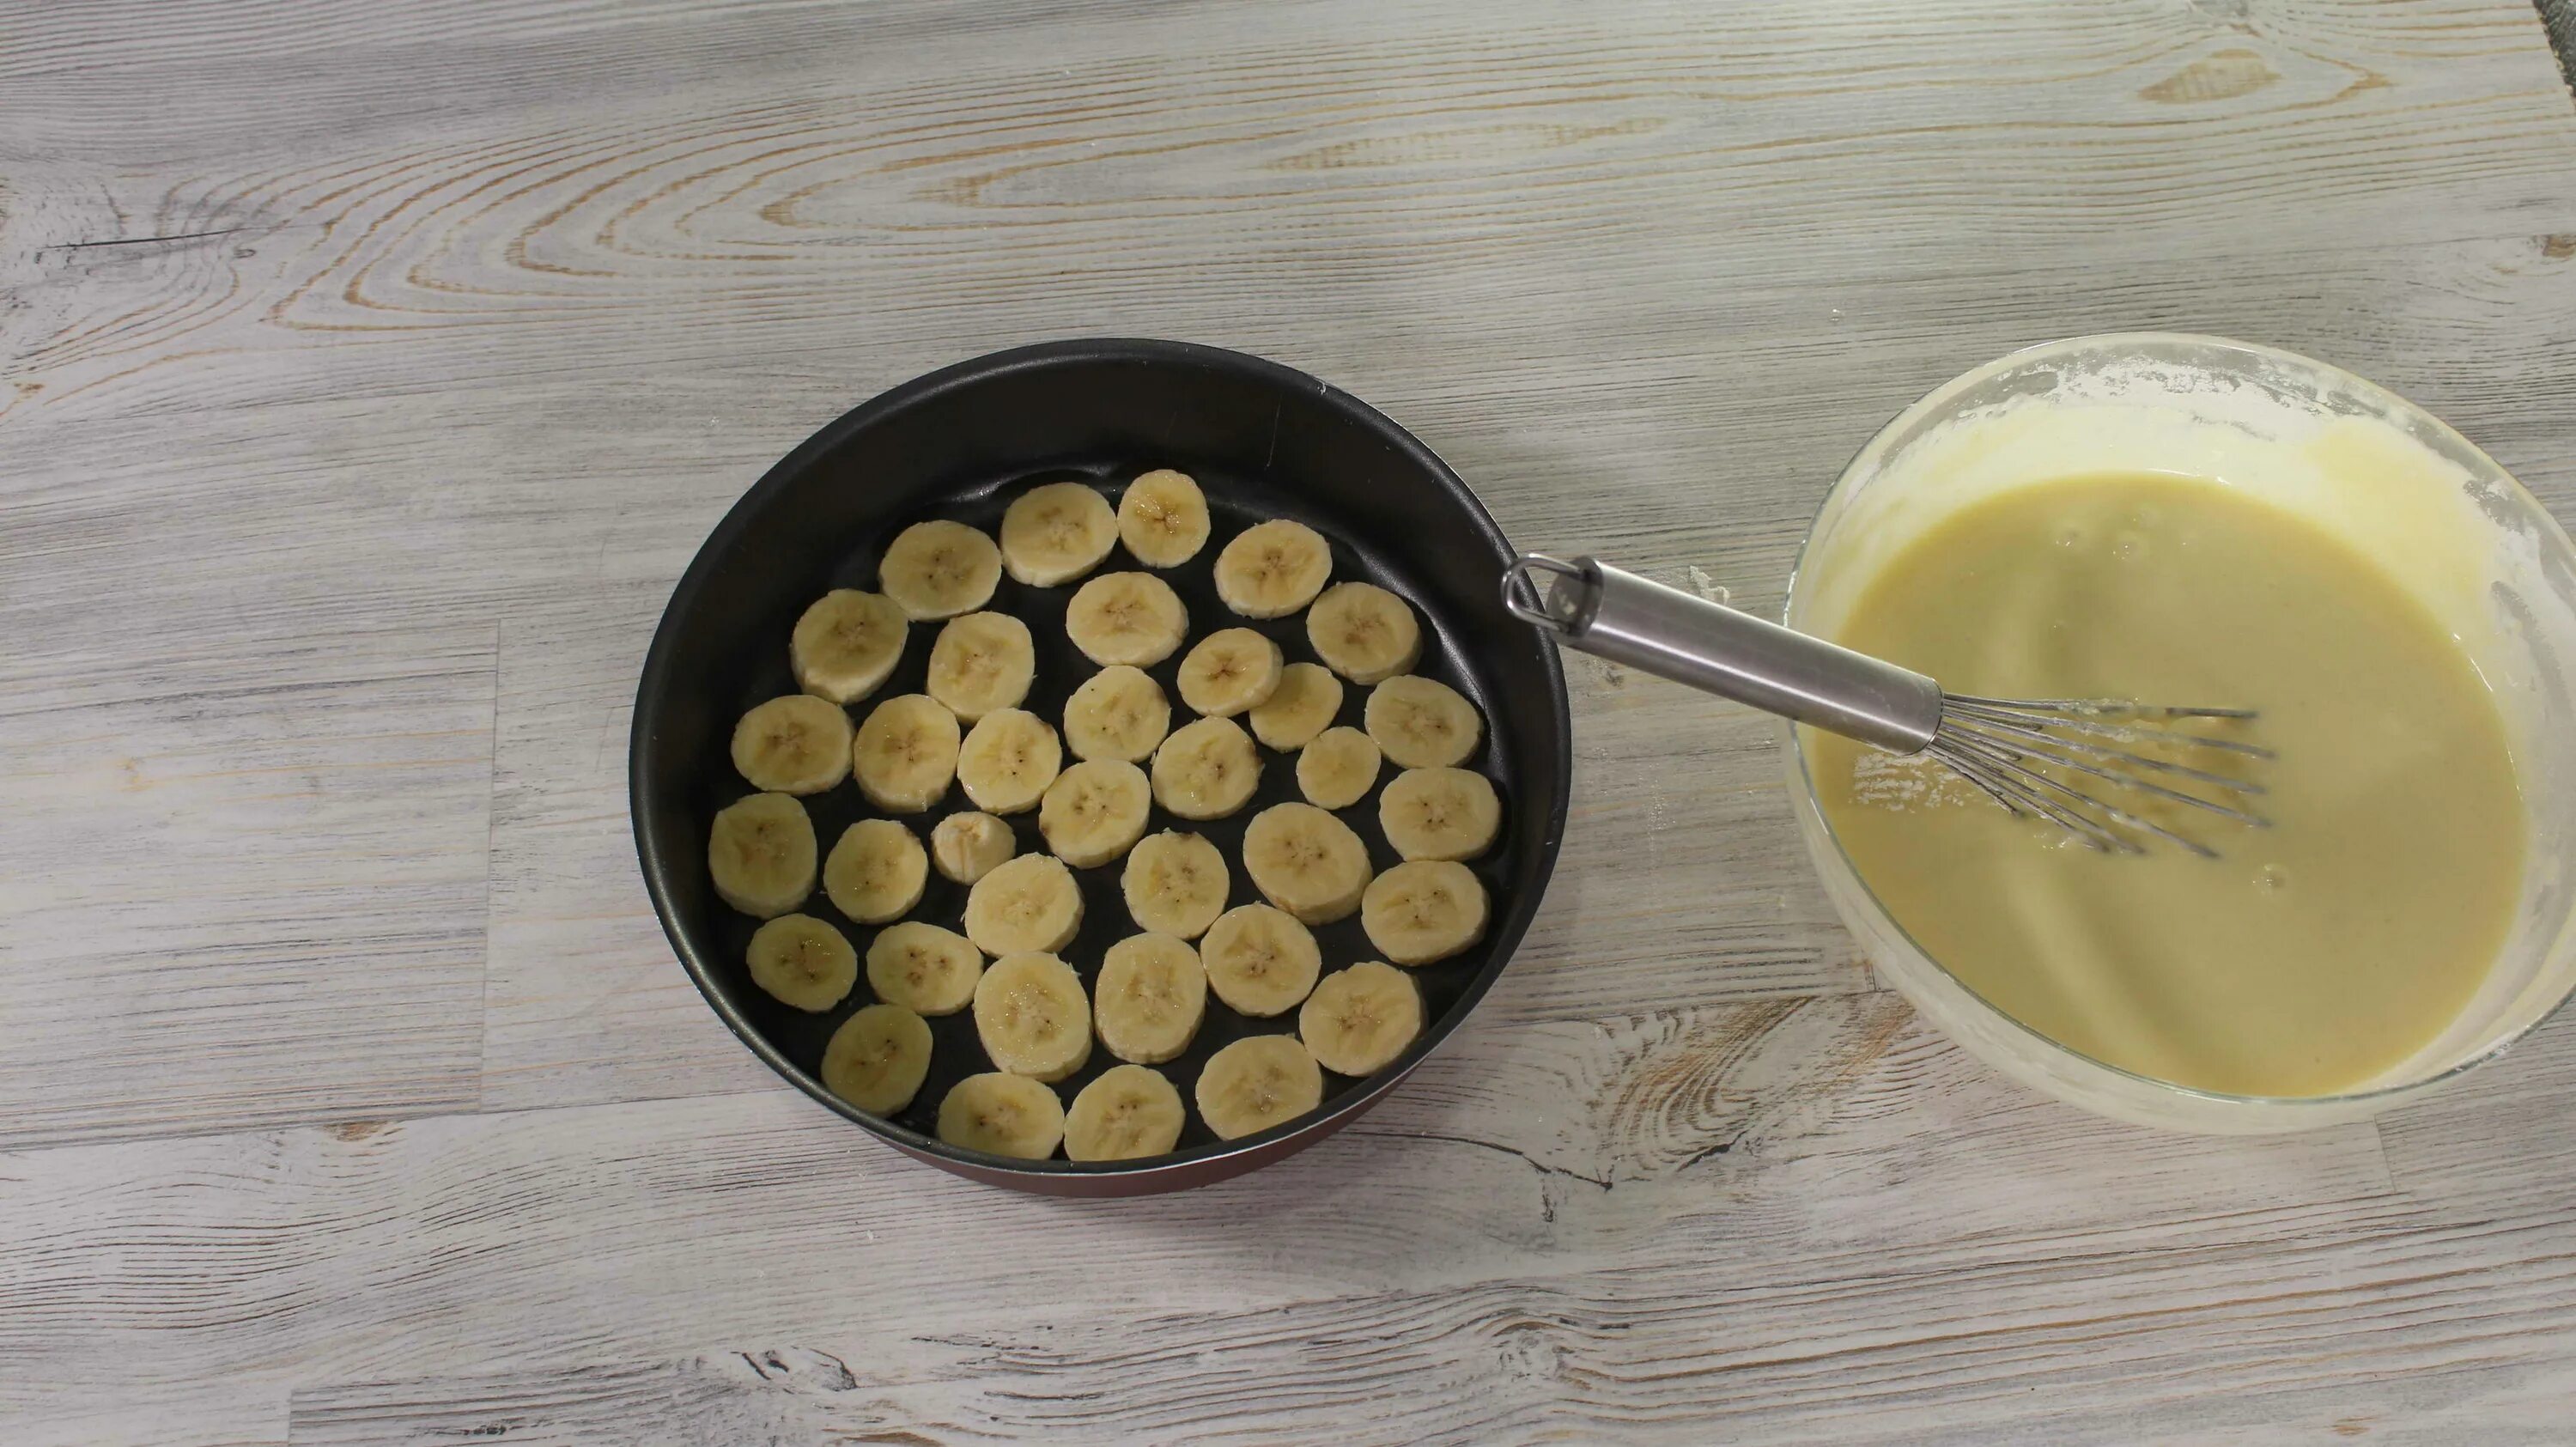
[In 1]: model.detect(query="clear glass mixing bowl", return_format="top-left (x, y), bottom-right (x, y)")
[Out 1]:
top-left (1784, 333), bottom-right (2576, 1132)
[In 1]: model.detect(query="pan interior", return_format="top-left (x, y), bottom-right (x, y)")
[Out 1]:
top-left (631, 342), bottom-right (1569, 1178)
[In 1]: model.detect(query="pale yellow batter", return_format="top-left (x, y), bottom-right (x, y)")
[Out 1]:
top-left (1812, 473), bottom-right (2524, 1097)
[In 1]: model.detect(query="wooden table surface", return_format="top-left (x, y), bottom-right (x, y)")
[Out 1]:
top-left (8, 2), bottom-right (2576, 1442)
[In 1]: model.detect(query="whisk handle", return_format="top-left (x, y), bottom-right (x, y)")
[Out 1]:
top-left (1504, 554), bottom-right (1942, 754)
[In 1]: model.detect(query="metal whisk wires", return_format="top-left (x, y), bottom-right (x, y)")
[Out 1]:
top-left (1925, 696), bottom-right (2269, 859)
top-left (1504, 553), bottom-right (2271, 858)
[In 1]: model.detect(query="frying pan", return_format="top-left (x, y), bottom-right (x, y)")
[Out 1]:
top-left (630, 339), bottom-right (1571, 1195)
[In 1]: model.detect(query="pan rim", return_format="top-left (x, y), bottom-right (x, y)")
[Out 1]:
top-left (629, 337), bottom-right (1572, 1183)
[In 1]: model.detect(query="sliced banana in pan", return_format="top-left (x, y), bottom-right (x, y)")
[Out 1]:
top-left (708, 792), bottom-right (817, 918)
top-left (938, 1071), bottom-right (1065, 1159)
top-left (822, 1003), bottom-right (933, 1115)
top-left (926, 611), bottom-right (1036, 723)
top-left (1247, 662), bottom-right (1344, 752)
top-left (1116, 469), bottom-right (1211, 568)
top-left (880, 520), bottom-right (1002, 621)
top-left (1378, 766), bottom-right (1502, 862)
top-left (1296, 727), bottom-right (1382, 811)
top-left (1195, 1034), bottom-right (1323, 1140)
top-left (790, 589), bottom-right (908, 705)
top-left (744, 913), bottom-right (857, 1012)
top-left (822, 818), bottom-right (928, 924)
top-left (963, 852), bottom-right (1084, 956)
top-left (1040, 758), bottom-right (1151, 868)
top-left (1065, 571), bottom-right (1188, 668)
top-left (731, 695), bottom-right (854, 795)
top-left (864, 920), bottom-right (984, 1016)
top-left (1241, 802), bottom-right (1374, 927)
top-left (1300, 961), bottom-right (1423, 1076)
top-left (1364, 674), bottom-right (1483, 769)
top-left (1360, 859), bottom-right (1489, 966)
top-left (930, 810), bottom-right (1018, 885)
top-left (1176, 627), bottom-right (1285, 718)
top-left (1065, 1063), bottom-right (1188, 1161)
top-left (1212, 519), bottom-right (1333, 618)
top-left (822, 1002), bottom-right (933, 1115)
top-left (1061, 665), bottom-right (1172, 763)
top-left (999, 481), bottom-right (1118, 587)
top-left (1200, 903), bottom-right (1322, 1017)
top-left (1150, 716), bottom-right (1262, 820)
top-left (1306, 581), bottom-right (1422, 685)
top-left (973, 951), bottom-right (1093, 1081)
top-left (1121, 830), bottom-right (1230, 939)
top-left (852, 694), bottom-right (961, 813)
top-left (956, 708), bottom-right (1062, 816)
top-left (1092, 932), bottom-right (1207, 1065)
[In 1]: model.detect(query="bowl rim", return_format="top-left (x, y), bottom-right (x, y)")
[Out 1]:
top-left (629, 337), bottom-right (1572, 1182)
top-left (1782, 330), bottom-right (2576, 1113)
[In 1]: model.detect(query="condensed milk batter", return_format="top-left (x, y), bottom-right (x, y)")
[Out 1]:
top-left (1810, 472), bottom-right (2523, 1097)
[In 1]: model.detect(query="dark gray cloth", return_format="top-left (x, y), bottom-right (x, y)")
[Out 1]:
top-left (2542, 0), bottom-right (2576, 98)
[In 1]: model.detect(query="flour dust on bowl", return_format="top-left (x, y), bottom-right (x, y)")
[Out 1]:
top-left (631, 340), bottom-right (1571, 1195)
top-left (1519, 334), bottom-right (2576, 1132)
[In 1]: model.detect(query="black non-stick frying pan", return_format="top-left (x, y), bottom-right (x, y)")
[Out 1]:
top-left (630, 339), bottom-right (1571, 1195)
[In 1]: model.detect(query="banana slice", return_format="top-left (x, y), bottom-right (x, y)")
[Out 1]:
top-left (938, 1072), bottom-right (1065, 1159)
top-left (1306, 582), bottom-right (1423, 685)
top-left (744, 913), bottom-right (856, 1011)
top-left (1296, 727), bottom-right (1382, 811)
top-left (930, 811), bottom-right (1017, 885)
top-left (1116, 469), bottom-right (1211, 568)
top-left (1241, 802), bottom-right (1374, 926)
top-left (1151, 715), bottom-right (1262, 820)
top-left (1200, 903), bottom-right (1322, 1017)
top-left (1092, 932), bottom-right (1207, 1064)
top-left (822, 818), bottom-right (928, 924)
top-left (973, 951), bottom-right (1093, 1081)
top-left (1121, 830), bottom-right (1230, 939)
top-left (1212, 519), bottom-right (1333, 618)
top-left (1039, 758), bottom-right (1152, 868)
top-left (790, 589), bottom-right (908, 704)
top-left (731, 695), bottom-right (854, 795)
top-left (999, 482), bottom-right (1118, 587)
top-left (956, 708), bottom-right (1062, 816)
top-left (708, 792), bottom-right (817, 918)
top-left (852, 694), bottom-right (961, 813)
top-left (1195, 1034), bottom-right (1323, 1140)
top-left (1065, 571), bottom-right (1188, 668)
top-left (1248, 662), bottom-right (1344, 752)
top-left (821, 1002), bottom-right (933, 1114)
top-left (1360, 860), bottom-right (1489, 966)
top-left (1176, 627), bottom-right (1285, 718)
top-left (1364, 674), bottom-right (1484, 769)
top-left (1300, 961), bottom-right (1423, 1076)
top-left (864, 920), bottom-right (984, 1015)
top-left (963, 852), bottom-right (1084, 955)
top-left (1061, 665), bottom-right (1172, 763)
top-left (1065, 1063), bottom-right (1188, 1160)
top-left (1378, 766), bottom-right (1502, 862)
top-left (880, 520), bottom-right (1001, 621)
top-left (926, 611), bottom-right (1036, 723)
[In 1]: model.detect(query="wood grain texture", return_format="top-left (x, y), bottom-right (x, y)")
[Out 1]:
top-left (0, 1002), bottom-right (2413, 1433)
top-left (0, 623), bottom-right (495, 1148)
top-left (276, 1213), bottom-right (2576, 1445)
top-left (4, 0), bottom-right (2576, 1440)
top-left (238, 1365), bottom-right (2576, 1444)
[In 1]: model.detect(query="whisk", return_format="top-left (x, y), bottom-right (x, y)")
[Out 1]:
top-left (1503, 555), bottom-right (2271, 857)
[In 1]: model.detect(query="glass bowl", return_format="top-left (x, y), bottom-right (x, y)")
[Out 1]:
top-left (1783, 333), bottom-right (2576, 1132)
